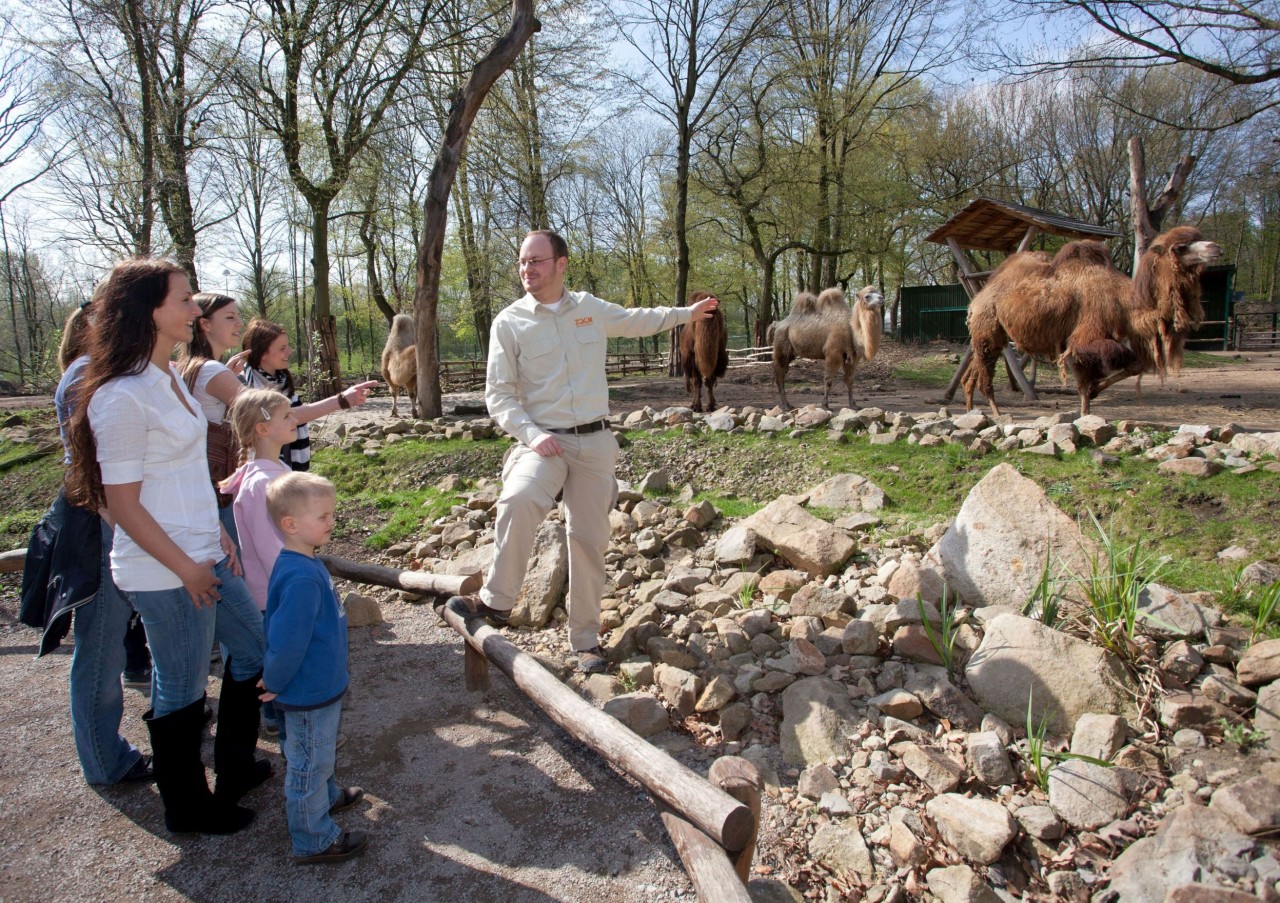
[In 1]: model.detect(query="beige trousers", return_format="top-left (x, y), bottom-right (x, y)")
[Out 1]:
top-left (480, 429), bottom-right (619, 651)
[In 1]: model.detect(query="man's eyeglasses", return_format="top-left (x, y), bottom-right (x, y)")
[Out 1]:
top-left (517, 255), bottom-right (557, 270)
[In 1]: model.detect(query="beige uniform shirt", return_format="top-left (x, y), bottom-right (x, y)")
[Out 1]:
top-left (485, 290), bottom-right (692, 446)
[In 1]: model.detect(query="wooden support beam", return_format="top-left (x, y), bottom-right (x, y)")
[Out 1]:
top-left (708, 757), bottom-right (761, 885)
top-left (437, 605), bottom-right (755, 852)
top-left (660, 808), bottom-right (753, 903)
top-left (1002, 345), bottom-right (1039, 401)
top-left (1017, 225), bottom-right (1040, 253)
top-left (318, 554), bottom-right (479, 598)
top-left (0, 547), bottom-right (26, 574)
top-left (942, 347), bottom-right (973, 403)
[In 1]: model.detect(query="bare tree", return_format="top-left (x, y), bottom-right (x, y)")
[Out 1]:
top-left (234, 0), bottom-right (437, 393)
top-left (611, 0), bottom-right (783, 322)
top-left (413, 0), bottom-right (540, 418)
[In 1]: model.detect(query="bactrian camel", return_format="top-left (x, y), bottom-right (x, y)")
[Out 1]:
top-left (962, 225), bottom-right (1221, 417)
top-left (679, 290), bottom-right (728, 412)
top-left (381, 313), bottom-right (418, 418)
top-left (768, 286), bottom-right (884, 410)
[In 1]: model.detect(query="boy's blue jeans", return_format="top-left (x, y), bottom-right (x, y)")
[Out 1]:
top-left (69, 520), bottom-right (141, 784)
top-left (127, 558), bottom-right (265, 717)
top-left (283, 699), bottom-right (344, 856)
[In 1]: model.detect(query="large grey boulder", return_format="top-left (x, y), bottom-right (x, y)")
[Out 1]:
top-left (927, 463), bottom-right (1097, 608)
top-left (808, 822), bottom-right (875, 882)
top-left (804, 473), bottom-right (887, 512)
top-left (925, 793), bottom-right (1015, 864)
top-left (742, 498), bottom-right (857, 578)
top-left (1105, 805), bottom-right (1255, 903)
top-left (964, 613), bottom-right (1139, 735)
top-left (1047, 759), bottom-right (1129, 829)
top-left (510, 521), bottom-right (568, 627)
top-left (780, 676), bottom-right (861, 765)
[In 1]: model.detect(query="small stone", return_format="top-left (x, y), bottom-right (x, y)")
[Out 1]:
top-left (925, 793), bottom-right (1016, 864)
top-left (1015, 805), bottom-right (1063, 841)
top-left (869, 689), bottom-right (923, 720)
top-left (798, 764), bottom-right (840, 800)
top-left (900, 743), bottom-right (965, 794)
top-left (967, 731), bottom-right (1017, 787)
top-left (1211, 776), bottom-right (1280, 835)
top-left (818, 791), bottom-right (854, 817)
top-left (1070, 713), bottom-right (1128, 761)
top-left (1048, 759), bottom-right (1129, 830)
top-left (926, 864), bottom-right (1002, 903)
top-left (1173, 729), bottom-right (1207, 749)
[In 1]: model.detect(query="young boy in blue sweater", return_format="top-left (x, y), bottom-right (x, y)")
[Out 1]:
top-left (259, 472), bottom-right (367, 864)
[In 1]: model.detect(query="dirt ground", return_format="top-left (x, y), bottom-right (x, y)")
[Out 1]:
top-left (607, 345), bottom-right (1280, 432)
top-left (2, 344), bottom-right (1279, 903)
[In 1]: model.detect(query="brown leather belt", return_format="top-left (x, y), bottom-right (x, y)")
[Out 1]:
top-left (547, 420), bottom-right (607, 435)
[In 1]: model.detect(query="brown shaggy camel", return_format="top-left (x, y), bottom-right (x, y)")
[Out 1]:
top-left (768, 286), bottom-right (884, 410)
top-left (381, 313), bottom-right (418, 418)
top-left (679, 290), bottom-right (728, 412)
top-left (962, 225), bottom-right (1221, 417)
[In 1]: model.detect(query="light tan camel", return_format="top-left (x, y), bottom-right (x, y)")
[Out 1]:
top-left (768, 286), bottom-right (884, 410)
top-left (962, 225), bottom-right (1221, 417)
top-left (380, 313), bottom-right (418, 418)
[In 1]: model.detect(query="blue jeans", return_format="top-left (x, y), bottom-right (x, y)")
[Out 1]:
top-left (218, 504), bottom-right (239, 549)
top-left (69, 520), bottom-right (141, 784)
top-left (283, 699), bottom-right (344, 855)
top-left (128, 558), bottom-right (265, 717)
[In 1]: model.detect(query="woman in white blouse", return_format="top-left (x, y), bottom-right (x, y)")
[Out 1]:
top-left (65, 260), bottom-right (269, 836)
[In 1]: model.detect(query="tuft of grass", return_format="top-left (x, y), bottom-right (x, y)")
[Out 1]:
top-left (1024, 547), bottom-right (1065, 629)
top-left (1251, 580), bottom-right (1280, 641)
top-left (1078, 510), bottom-right (1169, 662)
top-left (1218, 717), bottom-right (1268, 750)
top-left (917, 586), bottom-right (960, 681)
top-left (1023, 691), bottom-right (1115, 792)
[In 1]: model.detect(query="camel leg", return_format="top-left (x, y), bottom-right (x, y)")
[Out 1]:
top-left (390, 386), bottom-right (400, 418)
top-left (774, 359), bottom-right (793, 411)
top-left (706, 377), bottom-right (717, 413)
top-left (972, 343), bottom-right (1003, 418)
top-left (690, 373), bottom-right (704, 413)
top-left (844, 358), bottom-right (856, 410)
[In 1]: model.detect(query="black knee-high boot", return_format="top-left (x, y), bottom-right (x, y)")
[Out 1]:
top-left (145, 696), bottom-right (254, 835)
top-left (214, 660), bottom-right (272, 803)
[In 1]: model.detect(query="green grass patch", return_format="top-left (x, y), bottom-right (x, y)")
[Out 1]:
top-left (893, 355), bottom-right (959, 386)
top-left (311, 435), bottom-right (508, 550)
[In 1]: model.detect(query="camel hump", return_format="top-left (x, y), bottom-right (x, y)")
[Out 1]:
top-left (1049, 240), bottom-right (1114, 275)
top-left (688, 290), bottom-right (713, 304)
top-left (386, 313), bottom-right (415, 350)
top-left (790, 292), bottom-right (821, 316)
top-left (815, 287), bottom-right (847, 311)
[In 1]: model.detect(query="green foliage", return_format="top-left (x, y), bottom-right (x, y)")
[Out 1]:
top-left (1023, 691), bottom-right (1115, 792)
top-left (917, 586), bottom-right (959, 682)
top-left (1251, 580), bottom-right (1280, 641)
top-left (1078, 511), bottom-right (1169, 661)
top-left (1218, 717), bottom-right (1268, 750)
top-left (1024, 547), bottom-right (1065, 629)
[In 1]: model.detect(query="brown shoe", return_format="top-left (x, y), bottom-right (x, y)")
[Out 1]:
top-left (576, 647), bottom-right (608, 674)
top-left (294, 831), bottom-right (369, 864)
top-left (445, 593), bottom-right (510, 626)
top-left (329, 786), bottom-right (364, 815)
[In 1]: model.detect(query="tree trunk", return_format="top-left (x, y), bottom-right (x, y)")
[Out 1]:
top-left (413, 0), bottom-right (540, 418)
top-left (310, 200), bottom-right (341, 395)
top-left (1129, 136), bottom-right (1196, 272)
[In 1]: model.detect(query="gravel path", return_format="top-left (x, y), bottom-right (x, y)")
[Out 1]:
top-left (0, 582), bottom-right (696, 902)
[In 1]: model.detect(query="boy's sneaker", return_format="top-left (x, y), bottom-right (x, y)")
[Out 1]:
top-left (329, 786), bottom-right (364, 815)
top-left (261, 721), bottom-right (280, 739)
top-left (122, 668), bottom-right (152, 691)
top-left (294, 831), bottom-right (369, 865)
top-left (445, 594), bottom-right (510, 626)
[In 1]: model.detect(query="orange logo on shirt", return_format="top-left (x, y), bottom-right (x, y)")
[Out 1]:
top-left (575, 317), bottom-right (594, 327)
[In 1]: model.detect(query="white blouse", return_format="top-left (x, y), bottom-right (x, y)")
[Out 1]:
top-left (193, 359), bottom-right (233, 425)
top-left (90, 362), bottom-right (222, 591)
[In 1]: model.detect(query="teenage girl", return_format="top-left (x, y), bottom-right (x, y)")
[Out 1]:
top-left (240, 318), bottom-right (378, 471)
top-left (65, 259), bottom-right (270, 835)
top-left (177, 293), bottom-right (249, 540)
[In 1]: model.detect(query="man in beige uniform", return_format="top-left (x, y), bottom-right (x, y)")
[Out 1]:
top-left (448, 230), bottom-right (719, 672)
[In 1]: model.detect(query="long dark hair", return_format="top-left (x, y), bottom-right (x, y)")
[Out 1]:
top-left (241, 318), bottom-right (294, 396)
top-left (66, 258), bottom-right (186, 509)
top-left (178, 292), bottom-right (237, 391)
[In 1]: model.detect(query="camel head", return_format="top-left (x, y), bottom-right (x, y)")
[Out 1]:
top-left (1149, 225), bottom-right (1222, 273)
top-left (854, 286), bottom-right (884, 310)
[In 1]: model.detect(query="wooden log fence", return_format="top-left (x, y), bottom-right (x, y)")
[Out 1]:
top-left (436, 348), bottom-right (775, 392)
top-left (433, 601), bottom-right (763, 901)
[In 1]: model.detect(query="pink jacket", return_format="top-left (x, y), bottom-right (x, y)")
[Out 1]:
top-left (223, 457), bottom-right (290, 611)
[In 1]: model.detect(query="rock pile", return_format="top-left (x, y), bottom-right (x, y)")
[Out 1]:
top-left (338, 404), bottom-right (1280, 901)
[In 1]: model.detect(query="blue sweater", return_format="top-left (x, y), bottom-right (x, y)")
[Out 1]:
top-left (264, 550), bottom-right (348, 709)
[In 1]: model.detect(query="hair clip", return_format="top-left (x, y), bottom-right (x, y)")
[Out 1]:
top-left (260, 406), bottom-right (273, 421)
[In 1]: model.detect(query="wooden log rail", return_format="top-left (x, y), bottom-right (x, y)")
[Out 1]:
top-left (435, 603), bottom-right (762, 902)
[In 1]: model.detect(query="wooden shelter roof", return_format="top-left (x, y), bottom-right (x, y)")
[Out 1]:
top-left (924, 197), bottom-right (1121, 251)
